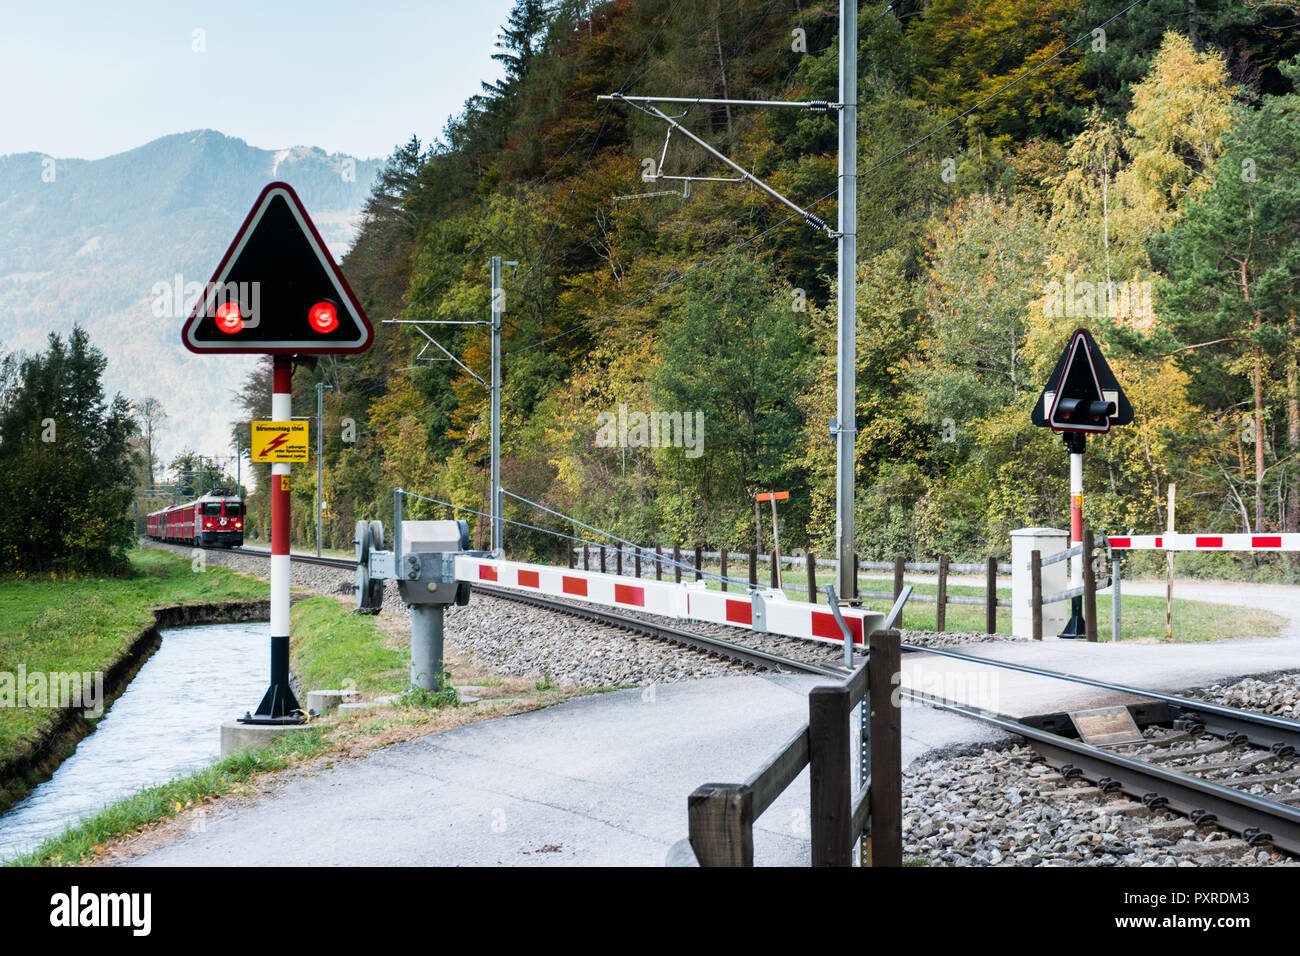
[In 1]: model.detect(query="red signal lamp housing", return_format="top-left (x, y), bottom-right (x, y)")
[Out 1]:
top-left (214, 301), bottom-right (244, 334)
top-left (308, 300), bottom-right (339, 334)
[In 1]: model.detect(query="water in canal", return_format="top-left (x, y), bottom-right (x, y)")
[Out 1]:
top-left (0, 620), bottom-right (270, 860)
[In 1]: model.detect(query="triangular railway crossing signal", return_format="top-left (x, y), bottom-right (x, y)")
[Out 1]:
top-left (181, 181), bottom-right (373, 354)
top-left (1032, 328), bottom-right (1133, 434)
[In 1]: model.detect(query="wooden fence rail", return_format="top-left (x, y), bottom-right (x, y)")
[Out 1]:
top-left (686, 629), bottom-right (902, 866)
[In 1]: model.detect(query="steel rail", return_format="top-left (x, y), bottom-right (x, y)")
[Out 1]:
top-left (901, 642), bottom-right (1300, 753)
top-left (904, 689), bottom-right (1300, 855)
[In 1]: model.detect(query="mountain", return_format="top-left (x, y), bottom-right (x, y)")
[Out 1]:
top-left (0, 130), bottom-right (381, 472)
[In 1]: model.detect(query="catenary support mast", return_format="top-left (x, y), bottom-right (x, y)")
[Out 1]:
top-left (835, 0), bottom-right (858, 600)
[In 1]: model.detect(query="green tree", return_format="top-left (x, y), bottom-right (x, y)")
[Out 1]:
top-left (0, 328), bottom-right (137, 572)
top-left (652, 258), bottom-right (808, 545)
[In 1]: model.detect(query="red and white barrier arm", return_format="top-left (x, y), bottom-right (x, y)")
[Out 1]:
top-left (457, 556), bottom-right (885, 647)
top-left (1108, 533), bottom-right (1300, 551)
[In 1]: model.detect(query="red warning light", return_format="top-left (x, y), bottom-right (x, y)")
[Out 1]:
top-left (214, 301), bottom-right (244, 334)
top-left (308, 301), bottom-right (338, 334)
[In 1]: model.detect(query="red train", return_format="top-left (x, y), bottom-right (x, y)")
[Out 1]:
top-left (146, 492), bottom-right (245, 548)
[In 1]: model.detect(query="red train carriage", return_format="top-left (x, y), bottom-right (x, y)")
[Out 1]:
top-left (146, 492), bottom-right (244, 548)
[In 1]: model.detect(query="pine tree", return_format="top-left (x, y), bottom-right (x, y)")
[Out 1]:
top-left (483, 0), bottom-right (552, 98)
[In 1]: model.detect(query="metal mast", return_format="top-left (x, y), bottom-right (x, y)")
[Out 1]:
top-left (835, 1), bottom-right (858, 600)
top-left (490, 255), bottom-right (503, 555)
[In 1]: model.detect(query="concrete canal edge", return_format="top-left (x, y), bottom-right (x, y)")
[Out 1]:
top-left (0, 600), bottom-right (271, 816)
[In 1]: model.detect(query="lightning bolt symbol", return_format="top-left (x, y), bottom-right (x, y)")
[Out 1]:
top-left (264, 431), bottom-right (291, 454)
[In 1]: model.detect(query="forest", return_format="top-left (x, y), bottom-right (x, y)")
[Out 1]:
top-left (221, 0), bottom-right (1300, 573)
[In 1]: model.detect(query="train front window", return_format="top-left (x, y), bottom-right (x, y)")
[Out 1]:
top-left (201, 503), bottom-right (221, 516)
top-left (224, 503), bottom-right (243, 517)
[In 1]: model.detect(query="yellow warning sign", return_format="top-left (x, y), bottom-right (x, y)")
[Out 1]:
top-left (251, 420), bottom-right (308, 462)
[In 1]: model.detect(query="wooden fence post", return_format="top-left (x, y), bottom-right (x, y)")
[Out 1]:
top-left (616, 546), bottom-right (623, 576)
top-left (770, 549), bottom-right (779, 589)
top-left (807, 551), bottom-right (818, 603)
top-left (635, 546), bottom-right (642, 578)
top-left (1083, 524), bottom-right (1098, 642)
top-left (809, 684), bottom-right (852, 866)
top-left (600, 545), bottom-right (606, 574)
top-left (582, 544), bottom-right (589, 571)
top-left (568, 543), bottom-right (574, 569)
top-left (674, 544), bottom-right (682, 584)
top-left (986, 555), bottom-right (998, 634)
top-left (656, 544), bottom-right (663, 580)
top-left (936, 554), bottom-right (949, 632)
top-left (1031, 549), bottom-right (1043, 641)
top-left (749, 548), bottom-right (757, 589)
top-left (687, 784), bottom-right (754, 867)
top-left (867, 628), bottom-right (902, 867)
top-left (720, 547), bottom-right (728, 591)
top-left (694, 545), bottom-right (703, 581)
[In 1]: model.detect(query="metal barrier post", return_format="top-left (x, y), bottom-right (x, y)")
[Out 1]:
top-left (936, 554), bottom-right (949, 632)
top-left (986, 555), bottom-right (998, 633)
top-left (1112, 548), bottom-right (1122, 642)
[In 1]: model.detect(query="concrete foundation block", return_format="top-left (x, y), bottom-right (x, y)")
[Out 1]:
top-left (306, 689), bottom-right (359, 715)
top-left (220, 719), bottom-right (334, 759)
top-left (336, 694), bottom-right (399, 715)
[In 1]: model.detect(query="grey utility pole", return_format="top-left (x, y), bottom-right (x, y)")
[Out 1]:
top-left (835, 0), bottom-right (858, 600)
top-left (316, 381), bottom-right (333, 556)
top-left (490, 255), bottom-right (503, 556)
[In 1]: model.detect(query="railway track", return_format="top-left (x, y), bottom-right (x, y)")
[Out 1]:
top-left (226, 546), bottom-right (841, 678)
top-left (223, 544), bottom-right (1300, 855)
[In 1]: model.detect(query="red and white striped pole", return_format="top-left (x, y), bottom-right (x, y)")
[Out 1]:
top-left (248, 355), bottom-right (302, 722)
top-left (1061, 433), bottom-right (1087, 638)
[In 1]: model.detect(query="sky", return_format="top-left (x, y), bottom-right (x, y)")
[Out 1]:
top-left (0, 0), bottom-right (516, 161)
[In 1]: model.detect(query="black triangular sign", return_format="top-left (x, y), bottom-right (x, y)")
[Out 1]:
top-left (181, 182), bottom-right (373, 354)
top-left (1031, 328), bottom-right (1133, 432)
